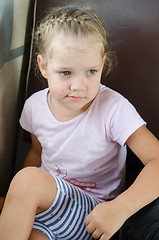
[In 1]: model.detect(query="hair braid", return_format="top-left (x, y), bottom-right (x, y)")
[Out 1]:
top-left (34, 5), bottom-right (116, 77)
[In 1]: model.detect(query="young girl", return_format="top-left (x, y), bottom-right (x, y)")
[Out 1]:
top-left (0, 5), bottom-right (159, 240)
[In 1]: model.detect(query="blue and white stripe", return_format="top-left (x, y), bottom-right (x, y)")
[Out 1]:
top-left (32, 174), bottom-right (98, 239)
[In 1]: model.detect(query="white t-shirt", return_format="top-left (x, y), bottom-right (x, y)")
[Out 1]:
top-left (20, 84), bottom-right (146, 203)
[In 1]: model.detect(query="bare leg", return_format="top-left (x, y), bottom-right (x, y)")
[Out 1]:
top-left (0, 167), bottom-right (57, 240)
top-left (28, 230), bottom-right (48, 240)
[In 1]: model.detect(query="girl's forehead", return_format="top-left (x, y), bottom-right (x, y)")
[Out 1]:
top-left (49, 32), bottom-right (103, 56)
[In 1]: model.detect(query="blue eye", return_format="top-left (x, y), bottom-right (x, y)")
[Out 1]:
top-left (88, 70), bottom-right (97, 75)
top-left (59, 71), bottom-right (71, 76)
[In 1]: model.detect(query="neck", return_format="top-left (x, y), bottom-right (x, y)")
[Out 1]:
top-left (48, 91), bottom-right (91, 122)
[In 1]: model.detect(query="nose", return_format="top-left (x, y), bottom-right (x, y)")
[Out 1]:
top-left (70, 76), bottom-right (86, 91)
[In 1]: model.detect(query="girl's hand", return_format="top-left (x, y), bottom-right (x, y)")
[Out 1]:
top-left (85, 200), bottom-right (128, 240)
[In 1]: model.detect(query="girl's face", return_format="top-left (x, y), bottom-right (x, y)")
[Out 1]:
top-left (38, 33), bottom-right (105, 120)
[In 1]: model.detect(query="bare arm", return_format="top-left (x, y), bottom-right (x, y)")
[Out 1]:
top-left (117, 125), bottom-right (159, 215)
top-left (23, 134), bottom-right (42, 168)
top-left (86, 125), bottom-right (159, 239)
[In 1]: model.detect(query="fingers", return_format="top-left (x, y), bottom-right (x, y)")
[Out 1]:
top-left (86, 215), bottom-right (103, 239)
top-left (86, 223), bottom-right (103, 239)
top-left (87, 225), bottom-right (110, 240)
top-left (86, 222), bottom-right (96, 235)
top-left (86, 222), bottom-right (112, 240)
top-left (85, 214), bottom-right (90, 226)
top-left (92, 229), bottom-right (102, 239)
top-left (85, 210), bottom-right (112, 240)
top-left (99, 233), bottom-right (109, 240)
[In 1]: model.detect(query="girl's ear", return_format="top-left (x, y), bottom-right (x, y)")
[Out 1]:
top-left (37, 55), bottom-right (47, 79)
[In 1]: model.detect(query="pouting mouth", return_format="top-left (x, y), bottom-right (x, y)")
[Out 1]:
top-left (67, 95), bottom-right (85, 101)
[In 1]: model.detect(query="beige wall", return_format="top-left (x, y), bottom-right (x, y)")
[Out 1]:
top-left (0, 0), bottom-right (30, 196)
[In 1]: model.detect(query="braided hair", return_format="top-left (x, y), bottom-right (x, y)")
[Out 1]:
top-left (34, 5), bottom-right (114, 76)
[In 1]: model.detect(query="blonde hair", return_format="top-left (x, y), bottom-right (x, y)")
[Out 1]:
top-left (34, 5), bottom-right (115, 76)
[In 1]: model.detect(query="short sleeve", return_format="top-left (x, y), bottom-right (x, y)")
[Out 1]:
top-left (19, 98), bottom-right (34, 134)
top-left (109, 98), bottom-right (146, 146)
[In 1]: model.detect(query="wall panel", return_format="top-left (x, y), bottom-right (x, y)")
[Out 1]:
top-left (0, 0), bottom-right (30, 196)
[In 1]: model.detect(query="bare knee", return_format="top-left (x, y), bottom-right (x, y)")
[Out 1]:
top-left (8, 167), bottom-right (42, 199)
top-left (7, 167), bottom-right (57, 210)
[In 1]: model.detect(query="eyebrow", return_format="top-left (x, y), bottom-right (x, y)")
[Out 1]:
top-left (88, 65), bottom-right (102, 69)
top-left (54, 65), bottom-right (102, 70)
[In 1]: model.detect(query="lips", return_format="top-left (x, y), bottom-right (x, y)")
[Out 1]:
top-left (67, 95), bottom-right (84, 101)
